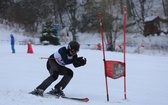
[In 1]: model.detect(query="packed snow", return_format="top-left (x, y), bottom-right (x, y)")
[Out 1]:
top-left (0, 27), bottom-right (168, 105)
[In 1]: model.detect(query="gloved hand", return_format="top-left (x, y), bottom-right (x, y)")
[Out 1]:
top-left (76, 57), bottom-right (83, 61)
top-left (76, 57), bottom-right (87, 66)
top-left (80, 57), bottom-right (86, 66)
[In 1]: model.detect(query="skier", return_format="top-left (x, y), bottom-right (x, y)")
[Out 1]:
top-left (10, 34), bottom-right (15, 53)
top-left (30, 41), bottom-right (87, 97)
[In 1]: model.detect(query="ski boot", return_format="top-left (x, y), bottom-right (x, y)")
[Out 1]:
top-left (29, 89), bottom-right (44, 96)
top-left (48, 87), bottom-right (65, 97)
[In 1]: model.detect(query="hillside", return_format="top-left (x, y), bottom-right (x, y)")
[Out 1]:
top-left (1, 23), bottom-right (168, 56)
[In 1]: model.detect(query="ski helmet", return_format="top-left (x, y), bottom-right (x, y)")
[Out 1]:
top-left (68, 41), bottom-right (80, 53)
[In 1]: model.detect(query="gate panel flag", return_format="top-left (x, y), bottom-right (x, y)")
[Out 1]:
top-left (105, 60), bottom-right (125, 79)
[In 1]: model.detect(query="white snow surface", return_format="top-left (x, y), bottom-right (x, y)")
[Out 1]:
top-left (1, 27), bottom-right (168, 105)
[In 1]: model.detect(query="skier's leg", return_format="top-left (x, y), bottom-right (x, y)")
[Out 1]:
top-left (54, 67), bottom-right (73, 90)
top-left (36, 73), bottom-right (58, 90)
top-left (36, 60), bottom-right (59, 91)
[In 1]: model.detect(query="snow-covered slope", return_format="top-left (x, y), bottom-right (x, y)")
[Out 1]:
top-left (0, 40), bottom-right (168, 105)
top-left (0, 25), bottom-right (168, 105)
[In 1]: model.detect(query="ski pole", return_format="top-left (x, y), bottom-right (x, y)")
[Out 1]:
top-left (39, 57), bottom-right (58, 60)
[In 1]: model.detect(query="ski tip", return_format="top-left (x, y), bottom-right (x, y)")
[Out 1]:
top-left (83, 98), bottom-right (89, 102)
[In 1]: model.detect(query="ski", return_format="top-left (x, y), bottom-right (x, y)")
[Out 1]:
top-left (29, 92), bottom-right (89, 102)
top-left (62, 96), bottom-right (89, 102)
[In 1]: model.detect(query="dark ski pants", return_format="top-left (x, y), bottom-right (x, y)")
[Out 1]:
top-left (36, 60), bottom-right (73, 91)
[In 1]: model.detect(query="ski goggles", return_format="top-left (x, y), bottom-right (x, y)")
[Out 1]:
top-left (70, 49), bottom-right (78, 54)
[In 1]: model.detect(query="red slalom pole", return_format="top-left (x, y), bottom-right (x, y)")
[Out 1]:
top-left (98, 13), bottom-right (109, 101)
top-left (123, 6), bottom-right (127, 100)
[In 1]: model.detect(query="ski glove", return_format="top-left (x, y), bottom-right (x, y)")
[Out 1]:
top-left (80, 57), bottom-right (86, 66)
top-left (75, 57), bottom-right (87, 66)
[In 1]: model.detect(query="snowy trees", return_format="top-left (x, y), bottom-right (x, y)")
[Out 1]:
top-left (0, 0), bottom-right (167, 41)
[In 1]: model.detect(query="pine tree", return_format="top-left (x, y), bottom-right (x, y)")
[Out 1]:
top-left (40, 20), bottom-right (60, 45)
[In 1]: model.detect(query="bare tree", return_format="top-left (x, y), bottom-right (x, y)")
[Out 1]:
top-left (65, 0), bottom-right (82, 41)
top-left (131, 0), bottom-right (154, 33)
top-left (98, 0), bottom-right (126, 51)
top-left (126, 0), bottom-right (134, 18)
top-left (52, 0), bottom-right (67, 25)
top-left (79, 0), bottom-right (100, 33)
top-left (162, 0), bottom-right (168, 16)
